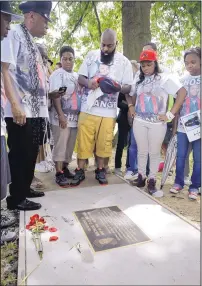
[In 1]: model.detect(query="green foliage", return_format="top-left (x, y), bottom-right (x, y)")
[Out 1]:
top-left (150, 1), bottom-right (201, 62)
top-left (10, 1), bottom-right (22, 15)
top-left (46, 1), bottom-right (200, 71)
top-left (9, 1), bottom-right (201, 71)
top-left (46, 2), bottom-right (123, 71)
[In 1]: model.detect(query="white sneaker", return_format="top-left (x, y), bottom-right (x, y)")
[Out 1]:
top-left (35, 161), bottom-right (55, 173)
top-left (188, 191), bottom-right (198, 200)
top-left (124, 171), bottom-right (138, 181)
top-left (184, 176), bottom-right (191, 186)
top-left (1, 230), bottom-right (17, 244)
top-left (152, 190), bottom-right (164, 198)
top-left (114, 168), bottom-right (122, 176)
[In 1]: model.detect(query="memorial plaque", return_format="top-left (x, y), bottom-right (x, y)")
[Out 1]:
top-left (74, 206), bottom-right (150, 252)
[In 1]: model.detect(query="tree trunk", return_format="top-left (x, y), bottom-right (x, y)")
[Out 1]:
top-left (122, 1), bottom-right (151, 60)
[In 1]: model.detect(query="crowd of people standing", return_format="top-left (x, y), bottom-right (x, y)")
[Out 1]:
top-left (1, 1), bottom-right (201, 244)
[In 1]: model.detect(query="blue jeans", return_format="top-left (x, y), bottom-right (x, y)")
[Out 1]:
top-left (175, 132), bottom-right (201, 190)
top-left (126, 128), bottom-right (150, 175)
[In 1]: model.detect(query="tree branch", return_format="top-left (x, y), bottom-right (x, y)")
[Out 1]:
top-left (54, 2), bottom-right (90, 56)
top-left (176, 14), bottom-right (185, 50)
top-left (168, 12), bottom-right (177, 33)
top-left (92, 2), bottom-right (102, 37)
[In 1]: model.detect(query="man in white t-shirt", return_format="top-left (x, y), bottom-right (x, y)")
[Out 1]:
top-left (1, 1), bottom-right (53, 211)
top-left (70, 29), bottom-right (133, 187)
top-left (0, 1), bottom-right (23, 245)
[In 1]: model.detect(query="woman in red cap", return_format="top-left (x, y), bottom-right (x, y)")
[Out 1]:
top-left (127, 49), bottom-right (186, 197)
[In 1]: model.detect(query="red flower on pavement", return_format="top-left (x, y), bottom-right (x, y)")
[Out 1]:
top-left (49, 236), bottom-right (58, 241)
top-left (39, 217), bottom-right (46, 223)
top-left (30, 214), bottom-right (39, 223)
top-left (49, 227), bottom-right (57, 232)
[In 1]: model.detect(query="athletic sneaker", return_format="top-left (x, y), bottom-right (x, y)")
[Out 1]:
top-left (147, 178), bottom-right (163, 198)
top-left (70, 169), bottom-right (85, 187)
top-left (124, 171), bottom-right (138, 181)
top-left (114, 168), bottom-right (122, 176)
top-left (95, 168), bottom-right (108, 185)
top-left (188, 189), bottom-right (198, 200)
top-left (55, 172), bottom-right (69, 187)
top-left (131, 174), bottom-right (146, 188)
top-left (1, 229), bottom-right (17, 245)
top-left (63, 167), bottom-right (75, 179)
top-left (1, 215), bottom-right (16, 228)
top-left (184, 176), bottom-right (191, 186)
top-left (170, 184), bottom-right (183, 194)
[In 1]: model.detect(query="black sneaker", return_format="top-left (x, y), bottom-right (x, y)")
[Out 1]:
top-left (147, 178), bottom-right (157, 194)
top-left (63, 167), bottom-right (75, 179)
top-left (131, 174), bottom-right (146, 188)
top-left (70, 169), bottom-right (85, 187)
top-left (95, 168), bottom-right (108, 185)
top-left (56, 172), bottom-right (69, 187)
top-left (147, 178), bottom-right (163, 197)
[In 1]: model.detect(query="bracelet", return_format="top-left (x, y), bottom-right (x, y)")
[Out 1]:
top-left (128, 104), bottom-right (133, 108)
top-left (166, 111), bottom-right (175, 121)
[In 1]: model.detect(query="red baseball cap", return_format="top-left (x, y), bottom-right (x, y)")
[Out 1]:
top-left (139, 50), bottom-right (157, 62)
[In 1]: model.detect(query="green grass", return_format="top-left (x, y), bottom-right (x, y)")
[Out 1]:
top-left (1, 241), bottom-right (18, 286)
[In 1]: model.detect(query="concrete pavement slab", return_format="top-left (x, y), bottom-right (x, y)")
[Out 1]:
top-left (18, 183), bottom-right (200, 285)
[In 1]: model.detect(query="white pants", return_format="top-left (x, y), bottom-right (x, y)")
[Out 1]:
top-left (133, 119), bottom-right (167, 178)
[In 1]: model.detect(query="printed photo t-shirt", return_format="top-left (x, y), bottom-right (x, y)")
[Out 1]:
top-left (1, 24), bottom-right (49, 118)
top-left (78, 49), bottom-right (133, 118)
top-left (177, 75), bottom-right (201, 133)
top-left (130, 73), bottom-right (182, 123)
top-left (49, 68), bottom-right (79, 127)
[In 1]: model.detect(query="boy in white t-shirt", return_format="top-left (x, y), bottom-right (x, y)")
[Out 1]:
top-left (49, 46), bottom-right (80, 187)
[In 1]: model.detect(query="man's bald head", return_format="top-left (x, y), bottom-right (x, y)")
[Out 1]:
top-left (100, 29), bottom-right (117, 64)
top-left (101, 29), bottom-right (117, 42)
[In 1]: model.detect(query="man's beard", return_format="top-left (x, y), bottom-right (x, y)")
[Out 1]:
top-left (100, 48), bottom-right (116, 65)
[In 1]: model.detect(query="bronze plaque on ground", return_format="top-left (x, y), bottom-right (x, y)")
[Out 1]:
top-left (74, 206), bottom-right (150, 252)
